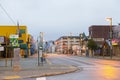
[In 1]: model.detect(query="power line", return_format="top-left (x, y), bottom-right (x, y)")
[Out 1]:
top-left (0, 3), bottom-right (16, 25)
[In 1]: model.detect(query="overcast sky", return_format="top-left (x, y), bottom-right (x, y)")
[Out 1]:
top-left (0, 0), bottom-right (120, 41)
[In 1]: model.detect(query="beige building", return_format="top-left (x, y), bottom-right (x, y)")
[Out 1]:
top-left (55, 36), bottom-right (80, 54)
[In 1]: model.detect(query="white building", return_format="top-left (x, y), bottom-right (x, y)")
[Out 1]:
top-left (55, 36), bottom-right (80, 54)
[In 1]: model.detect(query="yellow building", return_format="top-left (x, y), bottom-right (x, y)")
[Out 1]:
top-left (0, 25), bottom-right (28, 43)
top-left (0, 25), bottom-right (30, 57)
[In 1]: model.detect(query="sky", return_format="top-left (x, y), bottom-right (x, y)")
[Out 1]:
top-left (0, 0), bottom-right (120, 41)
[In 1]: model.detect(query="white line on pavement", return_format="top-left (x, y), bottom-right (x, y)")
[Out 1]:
top-left (36, 77), bottom-right (46, 80)
top-left (46, 59), bottom-right (52, 65)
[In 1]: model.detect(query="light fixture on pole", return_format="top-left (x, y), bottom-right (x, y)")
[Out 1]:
top-left (106, 17), bottom-right (113, 59)
top-left (38, 32), bottom-right (44, 66)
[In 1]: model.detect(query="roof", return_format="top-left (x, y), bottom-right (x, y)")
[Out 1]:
top-left (56, 36), bottom-right (80, 41)
top-left (90, 25), bottom-right (116, 27)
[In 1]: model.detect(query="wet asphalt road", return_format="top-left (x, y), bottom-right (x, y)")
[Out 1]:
top-left (20, 54), bottom-right (120, 80)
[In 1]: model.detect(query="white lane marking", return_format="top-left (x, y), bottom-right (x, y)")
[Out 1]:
top-left (36, 77), bottom-right (46, 80)
top-left (46, 59), bottom-right (52, 65)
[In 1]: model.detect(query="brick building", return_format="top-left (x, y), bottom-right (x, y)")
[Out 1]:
top-left (89, 25), bottom-right (112, 46)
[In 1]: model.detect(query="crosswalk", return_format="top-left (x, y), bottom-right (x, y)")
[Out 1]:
top-left (78, 65), bottom-right (120, 71)
top-left (36, 77), bottom-right (46, 80)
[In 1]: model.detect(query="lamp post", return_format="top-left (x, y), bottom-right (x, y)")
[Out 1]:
top-left (37, 32), bottom-right (44, 66)
top-left (106, 17), bottom-right (113, 59)
top-left (79, 33), bottom-right (83, 56)
top-left (67, 35), bottom-right (69, 54)
top-left (37, 36), bottom-right (39, 66)
top-left (70, 32), bottom-right (72, 54)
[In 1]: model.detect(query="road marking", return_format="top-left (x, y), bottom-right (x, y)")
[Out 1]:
top-left (4, 75), bottom-right (21, 79)
top-left (36, 77), bottom-right (46, 80)
top-left (46, 59), bottom-right (52, 65)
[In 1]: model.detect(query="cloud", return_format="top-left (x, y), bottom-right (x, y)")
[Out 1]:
top-left (0, 0), bottom-right (120, 40)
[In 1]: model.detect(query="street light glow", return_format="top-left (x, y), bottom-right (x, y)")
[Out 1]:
top-left (106, 17), bottom-right (112, 22)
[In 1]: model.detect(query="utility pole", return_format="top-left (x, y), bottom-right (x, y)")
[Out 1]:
top-left (106, 17), bottom-right (113, 59)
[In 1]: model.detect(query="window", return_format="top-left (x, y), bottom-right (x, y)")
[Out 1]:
top-left (19, 29), bottom-right (25, 37)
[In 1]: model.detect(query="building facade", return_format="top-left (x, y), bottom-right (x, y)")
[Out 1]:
top-left (89, 25), bottom-right (120, 57)
top-left (89, 25), bottom-right (111, 46)
top-left (112, 25), bottom-right (120, 56)
top-left (0, 25), bottom-right (30, 58)
top-left (55, 36), bottom-right (80, 54)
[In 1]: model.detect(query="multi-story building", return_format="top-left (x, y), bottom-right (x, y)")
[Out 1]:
top-left (112, 25), bottom-right (120, 56)
top-left (55, 36), bottom-right (80, 54)
top-left (89, 25), bottom-right (111, 46)
top-left (88, 25), bottom-right (120, 57)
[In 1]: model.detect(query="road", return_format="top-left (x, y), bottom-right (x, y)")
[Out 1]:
top-left (20, 54), bottom-right (120, 80)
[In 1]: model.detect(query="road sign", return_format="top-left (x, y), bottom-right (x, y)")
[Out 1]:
top-left (10, 34), bottom-right (19, 47)
top-left (0, 46), bottom-right (4, 51)
top-left (0, 36), bottom-right (5, 43)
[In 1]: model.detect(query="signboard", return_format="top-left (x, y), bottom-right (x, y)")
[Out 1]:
top-left (93, 38), bottom-right (104, 42)
top-left (0, 36), bottom-right (5, 43)
top-left (39, 50), bottom-right (42, 57)
top-left (0, 47), bottom-right (4, 51)
top-left (112, 39), bottom-right (119, 46)
top-left (10, 34), bottom-right (19, 47)
top-left (10, 35), bottom-right (19, 38)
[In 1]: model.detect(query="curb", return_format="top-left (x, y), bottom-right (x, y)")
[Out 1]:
top-left (78, 56), bottom-right (120, 61)
top-left (91, 56), bottom-right (120, 61)
top-left (1, 65), bottom-right (79, 80)
top-left (30, 66), bottom-right (79, 78)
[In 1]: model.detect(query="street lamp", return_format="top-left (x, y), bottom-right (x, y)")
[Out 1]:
top-left (37, 36), bottom-right (39, 66)
top-left (79, 33), bottom-right (83, 56)
top-left (37, 32), bottom-right (44, 66)
top-left (106, 17), bottom-right (113, 59)
top-left (67, 35), bottom-right (69, 54)
top-left (70, 32), bottom-right (72, 54)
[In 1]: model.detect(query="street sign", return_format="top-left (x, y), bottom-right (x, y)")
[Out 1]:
top-left (0, 36), bottom-right (5, 43)
top-left (0, 46), bottom-right (4, 51)
top-left (10, 34), bottom-right (19, 47)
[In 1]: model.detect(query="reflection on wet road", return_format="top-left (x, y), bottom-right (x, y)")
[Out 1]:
top-left (22, 54), bottom-right (120, 80)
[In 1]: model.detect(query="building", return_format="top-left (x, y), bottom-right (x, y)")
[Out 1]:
top-left (44, 40), bottom-right (55, 53)
top-left (89, 25), bottom-right (120, 57)
top-left (0, 25), bottom-right (30, 58)
top-left (89, 25), bottom-right (111, 46)
top-left (112, 25), bottom-right (120, 56)
top-left (55, 36), bottom-right (80, 54)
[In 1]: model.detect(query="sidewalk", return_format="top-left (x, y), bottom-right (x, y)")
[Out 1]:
top-left (0, 54), bottom-right (78, 80)
top-left (93, 56), bottom-right (120, 61)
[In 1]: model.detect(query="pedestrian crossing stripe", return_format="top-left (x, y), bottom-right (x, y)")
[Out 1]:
top-left (36, 77), bottom-right (46, 80)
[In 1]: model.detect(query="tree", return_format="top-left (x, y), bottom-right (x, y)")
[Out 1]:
top-left (87, 39), bottom-right (98, 56)
top-left (87, 39), bottom-right (98, 50)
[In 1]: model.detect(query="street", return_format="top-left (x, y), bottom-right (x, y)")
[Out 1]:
top-left (20, 54), bottom-right (120, 80)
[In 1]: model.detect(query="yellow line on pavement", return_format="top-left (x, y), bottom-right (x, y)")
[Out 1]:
top-left (4, 75), bottom-right (21, 80)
